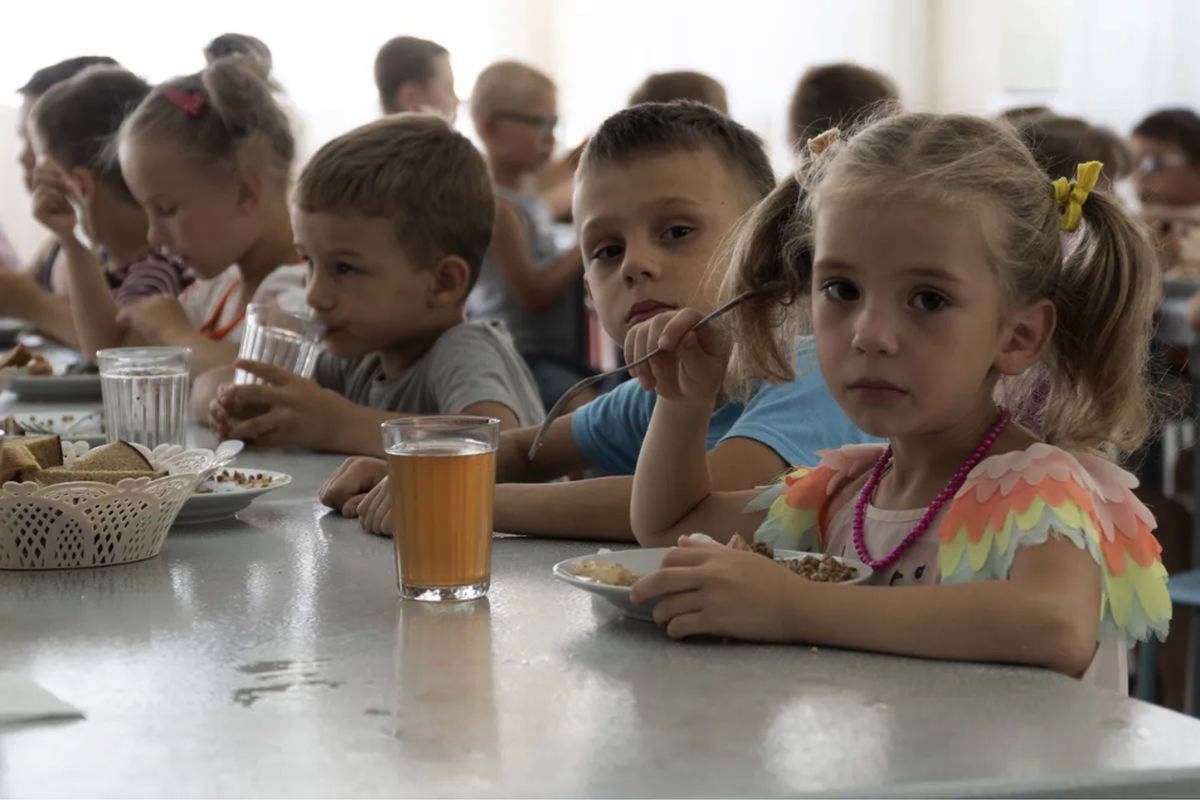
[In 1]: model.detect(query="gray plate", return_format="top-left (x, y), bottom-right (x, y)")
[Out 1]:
top-left (8, 374), bottom-right (102, 402)
top-left (0, 318), bottom-right (25, 346)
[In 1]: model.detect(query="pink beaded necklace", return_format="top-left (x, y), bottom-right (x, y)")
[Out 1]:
top-left (852, 408), bottom-right (1011, 572)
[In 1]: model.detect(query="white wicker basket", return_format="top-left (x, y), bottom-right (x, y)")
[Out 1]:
top-left (0, 441), bottom-right (242, 570)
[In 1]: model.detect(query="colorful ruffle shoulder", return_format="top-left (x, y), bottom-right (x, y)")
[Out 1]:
top-left (746, 442), bottom-right (1171, 644)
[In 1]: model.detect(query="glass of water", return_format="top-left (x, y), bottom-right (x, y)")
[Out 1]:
top-left (97, 347), bottom-right (191, 449)
top-left (234, 304), bottom-right (323, 385)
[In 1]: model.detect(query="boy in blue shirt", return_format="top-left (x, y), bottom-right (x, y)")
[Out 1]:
top-left (322, 102), bottom-right (876, 541)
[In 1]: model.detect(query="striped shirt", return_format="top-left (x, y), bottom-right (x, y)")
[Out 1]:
top-left (105, 252), bottom-right (194, 305)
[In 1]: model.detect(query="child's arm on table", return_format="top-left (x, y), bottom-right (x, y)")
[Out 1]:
top-left (223, 359), bottom-right (522, 454)
top-left (632, 534), bottom-right (1101, 677)
top-left (0, 267), bottom-right (77, 346)
top-left (490, 198), bottom-right (583, 311)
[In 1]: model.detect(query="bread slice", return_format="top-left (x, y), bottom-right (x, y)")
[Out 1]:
top-left (0, 343), bottom-right (32, 371)
top-left (32, 467), bottom-right (167, 487)
top-left (3, 435), bottom-right (63, 469)
top-left (0, 444), bottom-right (38, 484)
top-left (72, 441), bottom-right (153, 473)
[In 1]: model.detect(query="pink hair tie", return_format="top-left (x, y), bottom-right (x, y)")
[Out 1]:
top-left (163, 89), bottom-right (206, 119)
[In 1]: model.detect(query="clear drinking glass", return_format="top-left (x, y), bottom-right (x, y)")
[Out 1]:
top-left (233, 304), bottom-right (323, 386)
top-left (97, 347), bottom-right (191, 449)
top-left (382, 416), bottom-right (500, 602)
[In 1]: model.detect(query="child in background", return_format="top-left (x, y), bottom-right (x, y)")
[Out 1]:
top-left (199, 115), bottom-right (544, 454)
top-left (204, 33), bottom-right (273, 72)
top-left (321, 103), bottom-right (875, 541)
top-left (629, 71), bottom-right (729, 113)
top-left (469, 60), bottom-right (590, 412)
top-left (537, 70), bottom-right (730, 225)
top-left (21, 66), bottom-right (193, 354)
top-left (374, 36), bottom-right (459, 121)
top-left (1016, 114), bottom-right (1132, 191)
top-left (627, 115), bottom-right (1170, 694)
top-left (787, 62), bottom-right (899, 151)
top-left (77, 52), bottom-right (306, 376)
top-left (0, 56), bottom-right (119, 329)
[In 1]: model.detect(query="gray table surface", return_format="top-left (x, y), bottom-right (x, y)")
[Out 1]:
top-left (4, 398), bottom-right (1200, 797)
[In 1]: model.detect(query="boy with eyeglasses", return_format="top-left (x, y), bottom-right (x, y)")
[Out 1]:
top-left (468, 60), bottom-right (591, 412)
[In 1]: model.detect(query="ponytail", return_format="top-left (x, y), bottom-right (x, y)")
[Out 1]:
top-left (1039, 188), bottom-right (1159, 454)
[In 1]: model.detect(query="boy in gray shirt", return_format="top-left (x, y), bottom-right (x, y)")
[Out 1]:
top-left (198, 115), bottom-right (544, 454)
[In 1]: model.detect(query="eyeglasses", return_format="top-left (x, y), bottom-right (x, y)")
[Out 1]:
top-left (1137, 152), bottom-right (1190, 174)
top-left (495, 111), bottom-right (558, 135)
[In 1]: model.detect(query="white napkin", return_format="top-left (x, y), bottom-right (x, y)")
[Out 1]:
top-left (0, 673), bottom-right (83, 724)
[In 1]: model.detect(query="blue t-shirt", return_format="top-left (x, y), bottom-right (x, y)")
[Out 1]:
top-left (571, 339), bottom-right (879, 475)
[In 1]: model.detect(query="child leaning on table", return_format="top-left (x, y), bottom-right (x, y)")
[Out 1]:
top-left (195, 114), bottom-right (545, 455)
top-left (623, 115), bottom-right (1171, 693)
top-left (320, 102), bottom-right (877, 540)
top-left (25, 66), bottom-right (193, 353)
top-left (70, 51), bottom-right (308, 376)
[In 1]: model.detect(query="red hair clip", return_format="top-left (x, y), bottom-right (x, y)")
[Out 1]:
top-left (163, 89), bottom-right (206, 119)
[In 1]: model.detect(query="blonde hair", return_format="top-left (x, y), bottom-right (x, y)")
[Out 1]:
top-left (119, 54), bottom-right (295, 190)
top-left (296, 114), bottom-right (495, 285)
top-left (723, 112), bottom-right (1159, 455)
top-left (788, 62), bottom-right (899, 150)
top-left (469, 60), bottom-right (556, 123)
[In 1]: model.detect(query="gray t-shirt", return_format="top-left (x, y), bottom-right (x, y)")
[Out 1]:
top-left (467, 188), bottom-right (586, 363)
top-left (313, 321), bottom-right (545, 426)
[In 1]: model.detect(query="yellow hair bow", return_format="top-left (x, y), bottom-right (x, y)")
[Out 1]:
top-left (1052, 161), bottom-right (1103, 232)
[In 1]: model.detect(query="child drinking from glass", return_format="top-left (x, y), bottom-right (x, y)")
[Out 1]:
top-left (627, 114), bottom-right (1171, 692)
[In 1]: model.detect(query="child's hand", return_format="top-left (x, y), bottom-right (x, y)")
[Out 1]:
top-left (319, 456), bottom-right (388, 516)
top-left (355, 477), bottom-right (394, 537)
top-left (30, 163), bottom-right (79, 241)
top-left (117, 296), bottom-right (194, 343)
top-left (630, 536), bottom-right (808, 642)
top-left (221, 359), bottom-right (353, 450)
top-left (624, 308), bottom-right (725, 406)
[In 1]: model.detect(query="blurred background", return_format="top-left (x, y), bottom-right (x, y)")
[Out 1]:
top-left (0, 0), bottom-right (1195, 257)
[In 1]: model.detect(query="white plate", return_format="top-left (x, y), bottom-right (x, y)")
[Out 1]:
top-left (553, 547), bottom-right (871, 622)
top-left (174, 468), bottom-right (292, 526)
top-left (6, 373), bottom-right (102, 402)
top-left (7, 411), bottom-right (107, 447)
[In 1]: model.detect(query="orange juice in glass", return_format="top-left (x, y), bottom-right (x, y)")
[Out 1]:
top-left (382, 416), bottom-right (499, 602)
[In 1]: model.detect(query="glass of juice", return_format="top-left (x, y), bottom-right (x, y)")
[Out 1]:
top-left (382, 416), bottom-right (499, 602)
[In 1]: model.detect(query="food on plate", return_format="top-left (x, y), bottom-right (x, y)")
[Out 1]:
top-left (572, 560), bottom-right (639, 587)
top-left (194, 469), bottom-right (282, 494)
top-left (0, 437), bottom-right (164, 487)
top-left (0, 343), bottom-right (52, 376)
top-left (571, 534), bottom-right (862, 588)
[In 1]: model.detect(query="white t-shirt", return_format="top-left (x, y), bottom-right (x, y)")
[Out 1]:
top-left (180, 265), bottom-right (308, 342)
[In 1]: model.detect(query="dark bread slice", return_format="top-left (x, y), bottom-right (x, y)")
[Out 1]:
top-left (72, 441), bottom-right (153, 473)
top-left (4, 435), bottom-right (63, 469)
top-left (32, 467), bottom-right (167, 487)
top-left (0, 343), bottom-right (32, 371)
top-left (0, 444), bottom-right (38, 484)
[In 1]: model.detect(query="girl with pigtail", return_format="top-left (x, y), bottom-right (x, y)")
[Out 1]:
top-left (70, 50), bottom-right (306, 375)
top-left (624, 113), bottom-right (1170, 691)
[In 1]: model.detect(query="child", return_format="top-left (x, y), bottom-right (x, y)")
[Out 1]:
top-left (1015, 114), bottom-right (1132, 191)
top-left (77, 53), bottom-right (307, 376)
top-left (626, 114), bottom-right (1170, 693)
top-left (629, 71), bottom-right (729, 113)
top-left (374, 36), bottom-right (458, 121)
top-left (0, 55), bottom-right (119, 325)
top-left (787, 62), bottom-right (898, 151)
top-left (200, 114), bottom-right (545, 454)
top-left (468, 60), bottom-right (590, 411)
top-left (320, 102), bottom-right (876, 541)
top-left (19, 66), bottom-right (193, 354)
